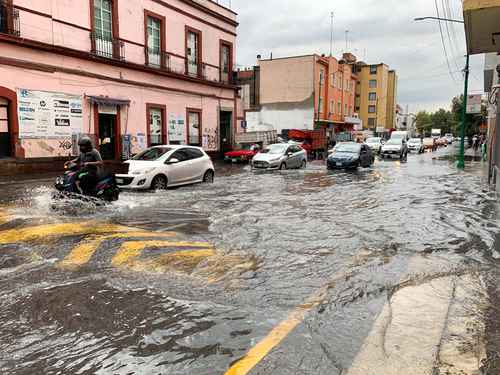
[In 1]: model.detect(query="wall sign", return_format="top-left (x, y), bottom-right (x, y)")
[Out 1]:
top-left (17, 89), bottom-right (83, 138)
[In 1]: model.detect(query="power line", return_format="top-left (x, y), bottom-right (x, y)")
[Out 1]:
top-left (435, 0), bottom-right (458, 83)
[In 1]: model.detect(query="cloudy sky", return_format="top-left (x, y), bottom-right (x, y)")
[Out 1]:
top-left (228, 0), bottom-right (484, 113)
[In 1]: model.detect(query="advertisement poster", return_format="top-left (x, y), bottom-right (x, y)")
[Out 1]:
top-left (168, 113), bottom-right (186, 143)
top-left (17, 89), bottom-right (83, 138)
top-left (466, 94), bottom-right (482, 114)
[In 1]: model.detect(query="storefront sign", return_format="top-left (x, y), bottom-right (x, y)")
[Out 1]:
top-left (466, 94), bottom-right (482, 114)
top-left (98, 104), bottom-right (118, 115)
top-left (168, 114), bottom-right (186, 143)
top-left (17, 89), bottom-right (83, 138)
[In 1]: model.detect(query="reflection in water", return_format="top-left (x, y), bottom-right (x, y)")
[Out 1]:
top-left (0, 150), bottom-right (500, 374)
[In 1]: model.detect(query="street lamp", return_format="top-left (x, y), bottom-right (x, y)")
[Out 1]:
top-left (414, 16), bottom-right (468, 170)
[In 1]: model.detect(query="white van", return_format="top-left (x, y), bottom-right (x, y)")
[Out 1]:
top-left (390, 131), bottom-right (408, 141)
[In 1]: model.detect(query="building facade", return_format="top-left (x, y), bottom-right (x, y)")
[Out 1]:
top-left (355, 63), bottom-right (397, 134)
top-left (464, 0), bottom-right (500, 191)
top-left (0, 0), bottom-right (241, 161)
top-left (241, 53), bottom-right (360, 136)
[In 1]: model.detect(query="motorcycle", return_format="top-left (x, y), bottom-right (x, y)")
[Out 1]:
top-left (53, 162), bottom-right (120, 207)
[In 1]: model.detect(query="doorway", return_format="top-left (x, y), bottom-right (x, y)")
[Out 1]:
top-left (0, 98), bottom-right (11, 158)
top-left (220, 110), bottom-right (232, 153)
top-left (98, 113), bottom-right (118, 160)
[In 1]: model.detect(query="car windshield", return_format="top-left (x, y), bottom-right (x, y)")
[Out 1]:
top-left (334, 144), bottom-right (361, 153)
top-left (386, 139), bottom-right (402, 145)
top-left (261, 144), bottom-right (288, 154)
top-left (133, 147), bottom-right (172, 161)
top-left (409, 138), bottom-right (421, 143)
top-left (366, 138), bottom-right (381, 143)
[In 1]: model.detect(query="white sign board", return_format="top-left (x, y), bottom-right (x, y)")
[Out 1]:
top-left (17, 89), bottom-right (83, 138)
top-left (168, 113), bottom-right (186, 143)
top-left (466, 94), bottom-right (482, 114)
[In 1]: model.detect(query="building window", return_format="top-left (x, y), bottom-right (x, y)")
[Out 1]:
top-left (93, 0), bottom-right (113, 57)
top-left (355, 106), bottom-right (360, 111)
top-left (319, 70), bottom-right (325, 86)
top-left (220, 41), bottom-right (232, 83)
top-left (369, 79), bottom-right (377, 88)
top-left (186, 27), bottom-right (202, 77)
top-left (344, 104), bottom-right (348, 114)
top-left (368, 105), bottom-right (376, 113)
top-left (147, 105), bottom-right (166, 146)
top-left (146, 15), bottom-right (162, 67)
top-left (330, 73), bottom-right (335, 87)
top-left (370, 65), bottom-right (377, 74)
top-left (337, 102), bottom-right (341, 114)
top-left (187, 109), bottom-right (201, 146)
top-left (368, 118), bottom-right (376, 127)
top-left (0, 1), bottom-right (19, 36)
top-left (330, 100), bottom-right (334, 114)
top-left (318, 98), bottom-right (323, 114)
top-left (368, 92), bottom-right (377, 101)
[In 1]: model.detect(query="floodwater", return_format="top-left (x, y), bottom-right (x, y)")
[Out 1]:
top-left (1, 147), bottom-right (499, 374)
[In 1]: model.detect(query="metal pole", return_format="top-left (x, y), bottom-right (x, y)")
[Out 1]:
top-left (458, 53), bottom-right (469, 170)
top-left (330, 12), bottom-right (334, 57)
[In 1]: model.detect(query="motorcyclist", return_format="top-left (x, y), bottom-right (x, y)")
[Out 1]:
top-left (65, 137), bottom-right (103, 194)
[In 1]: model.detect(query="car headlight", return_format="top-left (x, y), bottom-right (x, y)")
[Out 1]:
top-left (132, 168), bottom-right (156, 175)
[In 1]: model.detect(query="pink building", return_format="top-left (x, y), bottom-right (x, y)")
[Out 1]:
top-left (0, 0), bottom-right (242, 161)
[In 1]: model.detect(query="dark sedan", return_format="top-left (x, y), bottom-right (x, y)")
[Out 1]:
top-left (327, 142), bottom-right (375, 170)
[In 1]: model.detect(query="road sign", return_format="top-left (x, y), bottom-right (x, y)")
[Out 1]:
top-left (466, 94), bottom-right (482, 114)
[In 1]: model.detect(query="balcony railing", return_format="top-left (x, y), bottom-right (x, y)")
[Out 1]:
top-left (145, 49), bottom-right (234, 85)
top-left (0, 1), bottom-right (20, 37)
top-left (90, 32), bottom-right (125, 61)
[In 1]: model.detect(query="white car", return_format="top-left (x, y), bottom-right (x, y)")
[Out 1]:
top-left (116, 145), bottom-right (215, 190)
top-left (251, 143), bottom-right (307, 170)
top-left (365, 137), bottom-right (383, 153)
top-left (407, 138), bottom-right (424, 153)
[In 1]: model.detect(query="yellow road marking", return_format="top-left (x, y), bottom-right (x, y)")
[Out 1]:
top-left (127, 249), bottom-right (216, 273)
top-left (224, 288), bottom-right (327, 375)
top-left (0, 222), bottom-right (136, 245)
top-left (111, 240), bottom-right (214, 267)
top-left (58, 231), bottom-right (177, 269)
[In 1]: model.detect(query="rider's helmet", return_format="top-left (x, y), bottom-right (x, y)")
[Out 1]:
top-left (78, 136), bottom-right (93, 153)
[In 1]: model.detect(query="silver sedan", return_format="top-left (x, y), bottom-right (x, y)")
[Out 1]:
top-left (251, 144), bottom-right (307, 170)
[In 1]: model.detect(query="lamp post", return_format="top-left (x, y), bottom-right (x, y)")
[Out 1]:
top-left (414, 16), bottom-right (468, 169)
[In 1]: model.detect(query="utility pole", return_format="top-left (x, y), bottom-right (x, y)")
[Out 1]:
top-left (457, 54), bottom-right (469, 169)
top-left (329, 12), bottom-right (334, 57)
top-left (345, 30), bottom-right (349, 52)
top-left (414, 16), bottom-right (468, 169)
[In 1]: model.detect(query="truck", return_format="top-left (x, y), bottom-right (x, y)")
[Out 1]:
top-left (431, 129), bottom-right (442, 139)
top-left (287, 129), bottom-right (327, 155)
top-left (226, 131), bottom-right (278, 163)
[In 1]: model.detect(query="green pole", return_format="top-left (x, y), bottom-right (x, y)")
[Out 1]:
top-left (458, 54), bottom-right (470, 170)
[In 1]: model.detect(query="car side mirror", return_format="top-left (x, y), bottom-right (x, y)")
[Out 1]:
top-left (166, 158), bottom-right (179, 165)
top-left (286, 152), bottom-right (293, 157)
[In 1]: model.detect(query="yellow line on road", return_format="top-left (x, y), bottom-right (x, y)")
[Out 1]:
top-left (224, 288), bottom-right (327, 375)
top-left (111, 240), bottom-right (214, 267)
top-left (0, 222), bottom-right (134, 245)
top-left (58, 231), bottom-right (177, 269)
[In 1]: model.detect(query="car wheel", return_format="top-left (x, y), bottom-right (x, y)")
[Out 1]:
top-left (301, 160), bottom-right (307, 169)
top-left (203, 170), bottom-right (214, 183)
top-left (151, 175), bottom-right (168, 190)
top-left (279, 163), bottom-right (286, 170)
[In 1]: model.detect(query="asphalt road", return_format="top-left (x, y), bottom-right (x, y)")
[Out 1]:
top-left (1, 146), bottom-right (499, 375)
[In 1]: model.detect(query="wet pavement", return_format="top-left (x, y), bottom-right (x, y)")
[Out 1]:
top-left (1, 146), bottom-right (499, 374)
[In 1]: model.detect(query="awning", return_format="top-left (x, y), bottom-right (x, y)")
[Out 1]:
top-left (86, 95), bottom-right (130, 106)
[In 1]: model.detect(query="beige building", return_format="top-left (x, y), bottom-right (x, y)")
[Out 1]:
top-left (355, 63), bottom-right (397, 133)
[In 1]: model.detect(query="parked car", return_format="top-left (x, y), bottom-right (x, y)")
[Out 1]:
top-left (365, 137), bottom-right (383, 154)
top-left (437, 137), bottom-right (448, 147)
top-left (251, 143), bottom-right (307, 170)
top-left (423, 137), bottom-right (436, 151)
top-left (407, 138), bottom-right (424, 153)
top-left (116, 145), bottom-right (215, 190)
top-left (380, 138), bottom-right (408, 160)
top-left (224, 144), bottom-right (260, 163)
top-left (445, 133), bottom-right (453, 144)
top-left (327, 142), bottom-right (374, 170)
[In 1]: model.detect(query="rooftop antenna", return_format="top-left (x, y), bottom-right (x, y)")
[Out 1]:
top-left (329, 12), bottom-right (334, 57)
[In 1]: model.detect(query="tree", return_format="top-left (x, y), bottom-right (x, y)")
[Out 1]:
top-left (415, 111), bottom-right (432, 135)
top-left (430, 108), bottom-right (457, 135)
top-left (451, 95), bottom-right (487, 137)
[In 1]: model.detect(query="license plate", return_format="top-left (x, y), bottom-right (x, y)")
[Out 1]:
top-left (336, 162), bottom-right (343, 167)
top-left (232, 158), bottom-right (238, 163)
top-left (116, 178), bottom-right (124, 184)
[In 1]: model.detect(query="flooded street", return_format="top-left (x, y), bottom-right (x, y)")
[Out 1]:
top-left (1, 147), bottom-right (499, 374)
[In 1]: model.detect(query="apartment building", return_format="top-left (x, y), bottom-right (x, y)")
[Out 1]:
top-left (355, 62), bottom-right (398, 134)
top-left (0, 0), bottom-right (241, 161)
top-left (241, 53), bottom-right (360, 136)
